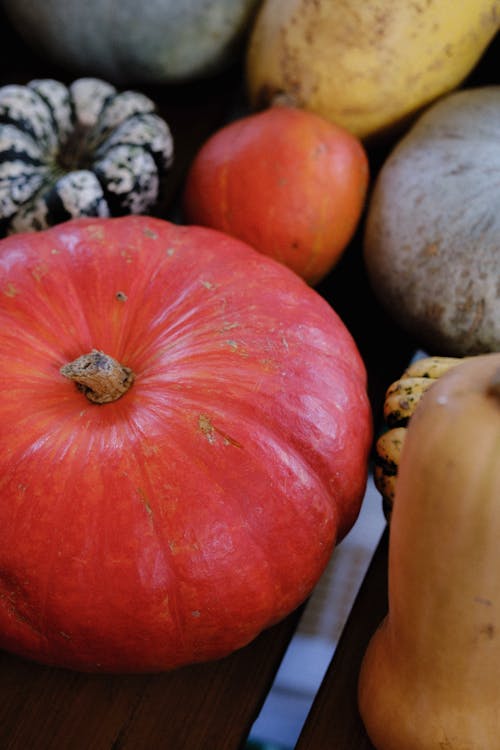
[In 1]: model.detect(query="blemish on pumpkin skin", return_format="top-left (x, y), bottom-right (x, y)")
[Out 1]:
top-left (199, 414), bottom-right (217, 444)
top-left (222, 339), bottom-right (248, 357)
top-left (86, 225), bottom-right (105, 241)
top-left (137, 488), bottom-right (153, 517)
top-left (116, 290), bottom-right (128, 302)
top-left (3, 283), bottom-right (18, 298)
top-left (143, 228), bottom-right (158, 239)
top-left (198, 414), bottom-right (243, 448)
top-left (0, 583), bottom-right (43, 637)
top-left (32, 263), bottom-right (49, 282)
top-left (259, 358), bottom-right (277, 372)
top-left (219, 322), bottom-right (239, 332)
top-left (5, 602), bottom-right (42, 634)
top-left (142, 443), bottom-right (160, 457)
top-left (120, 250), bottom-right (134, 264)
top-left (168, 540), bottom-right (200, 554)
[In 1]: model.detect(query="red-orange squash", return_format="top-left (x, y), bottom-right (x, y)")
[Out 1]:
top-left (183, 105), bottom-right (369, 285)
top-left (0, 215), bottom-right (372, 672)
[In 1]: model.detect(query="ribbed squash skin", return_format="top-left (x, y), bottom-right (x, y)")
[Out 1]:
top-left (0, 77), bottom-right (173, 236)
top-left (0, 215), bottom-right (372, 673)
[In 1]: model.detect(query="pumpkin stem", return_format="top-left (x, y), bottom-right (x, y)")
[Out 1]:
top-left (60, 349), bottom-right (135, 404)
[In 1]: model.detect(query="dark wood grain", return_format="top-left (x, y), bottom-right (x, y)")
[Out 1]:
top-left (295, 528), bottom-right (389, 750)
top-left (0, 607), bottom-right (304, 750)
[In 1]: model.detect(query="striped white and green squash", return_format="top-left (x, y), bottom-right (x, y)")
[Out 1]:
top-left (0, 77), bottom-right (174, 236)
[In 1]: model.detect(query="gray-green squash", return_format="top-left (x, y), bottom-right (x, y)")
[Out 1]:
top-left (0, 77), bottom-right (174, 236)
top-left (364, 86), bottom-right (500, 357)
top-left (1, 0), bottom-right (262, 85)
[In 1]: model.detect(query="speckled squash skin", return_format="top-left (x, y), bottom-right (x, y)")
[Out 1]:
top-left (1, 0), bottom-right (262, 85)
top-left (0, 78), bottom-right (174, 236)
top-left (363, 87), bottom-right (500, 356)
top-left (245, 0), bottom-right (500, 141)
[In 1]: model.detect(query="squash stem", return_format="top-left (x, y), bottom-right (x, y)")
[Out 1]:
top-left (60, 349), bottom-right (135, 404)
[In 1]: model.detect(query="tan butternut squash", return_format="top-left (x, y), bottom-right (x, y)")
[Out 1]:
top-left (358, 352), bottom-right (500, 750)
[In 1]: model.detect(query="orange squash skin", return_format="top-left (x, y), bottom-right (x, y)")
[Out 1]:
top-left (0, 215), bottom-right (372, 672)
top-left (183, 105), bottom-right (369, 285)
top-left (358, 353), bottom-right (500, 750)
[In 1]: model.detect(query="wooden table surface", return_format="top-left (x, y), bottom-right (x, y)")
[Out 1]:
top-left (1, 10), bottom-right (498, 750)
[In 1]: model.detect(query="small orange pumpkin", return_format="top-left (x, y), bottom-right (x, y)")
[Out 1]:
top-left (183, 105), bottom-right (369, 285)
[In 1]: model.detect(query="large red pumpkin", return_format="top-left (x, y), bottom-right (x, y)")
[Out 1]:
top-left (0, 215), bottom-right (372, 672)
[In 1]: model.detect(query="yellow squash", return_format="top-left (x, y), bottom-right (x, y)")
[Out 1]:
top-left (246, 0), bottom-right (500, 140)
top-left (358, 353), bottom-right (500, 750)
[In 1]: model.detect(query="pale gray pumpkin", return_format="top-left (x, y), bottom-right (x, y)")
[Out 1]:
top-left (1, 0), bottom-right (262, 85)
top-left (0, 77), bottom-right (174, 236)
top-left (363, 86), bottom-right (500, 357)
